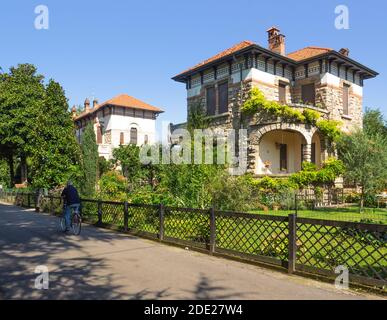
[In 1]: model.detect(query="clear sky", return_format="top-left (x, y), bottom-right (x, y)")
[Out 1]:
top-left (1, 0), bottom-right (385, 138)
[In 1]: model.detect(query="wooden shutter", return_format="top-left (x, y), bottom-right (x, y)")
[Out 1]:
top-left (218, 82), bottom-right (229, 113)
top-left (279, 83), bottom-right (287, 104)
top-left (206, 86), bottom-right (216, 116)
top-left (343, 84), bottom-right (349, 115)
top-left (120, 132), bottom-right (124, 145)
top-left (280, 144), bottom-right (287, 171)
top-left (96, 126), bottom-right (102, 144)
top-left (311, 143), bottom-right (316, 164)
top-left (130, 128), bottom-right (137, 145)
top-left (301, 83), bottom-right (315, 105)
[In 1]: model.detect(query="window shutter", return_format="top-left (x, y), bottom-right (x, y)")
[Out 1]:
top-left (206, 86), bottom-right (216, 116)
top-left (97, 126), bottom-right (102, 144)
top-left (280, 144), bottom-right (287, 171)
top-left (279, 83), bottom-right (287, 104)
top-left (130, 128), bottom-right (138, 145)
top-left (301, 83), bottom-right (315, 105)
top-left (343, 85), bottom-right (349, 115)
top-left (218, 82), bottom-right (229, 113)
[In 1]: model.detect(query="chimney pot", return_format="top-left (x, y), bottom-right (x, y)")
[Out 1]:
top-left (93, 99), bottom-right (98, 108)
top-left (339, 48), bottom-right (350, 57)
top-left (84, 98), bottom-right (90, 112)
top-left (267, 26), bottom-right (286, 56)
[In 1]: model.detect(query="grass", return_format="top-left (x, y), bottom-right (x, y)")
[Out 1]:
top-left (249, 205), bottom-right (387, 224)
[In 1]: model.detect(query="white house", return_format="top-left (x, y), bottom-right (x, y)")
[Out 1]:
top-left (73, 94), bottom-right (163, 159)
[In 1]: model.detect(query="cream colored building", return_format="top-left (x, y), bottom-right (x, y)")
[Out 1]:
top-left (74, 94), bottom-right (163, 159)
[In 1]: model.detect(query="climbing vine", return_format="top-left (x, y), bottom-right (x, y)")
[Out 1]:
top-left (241, 88), bottom-right (342, 141)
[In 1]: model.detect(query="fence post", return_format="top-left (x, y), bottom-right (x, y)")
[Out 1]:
top-left (288, 213), bottom-right (297, 274)
top-left (159, 204), bottom-right (165, 241)
top-left (97, 200), bottom-right (102, 226)
top-left (209, 207), bottom-right (216, 255)
top-left (294, 193), bottom-right (298, 215)
top-left (124, 201), bottom-right (129, 232)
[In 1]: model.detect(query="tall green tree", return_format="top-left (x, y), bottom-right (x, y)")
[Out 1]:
top-left (337, 129), bottom-right (387, 209)
top-left (0, 64), bottom-right (45, 185)
top-left (363, 107), bottom-right (387, 138)
top-left (29, 80), bottom-right (81, 188)
top-left (80, 123), bottom-right (98, 196)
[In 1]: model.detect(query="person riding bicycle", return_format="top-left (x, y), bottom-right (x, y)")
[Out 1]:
top-left (61, 181), bottom-right (81, 232)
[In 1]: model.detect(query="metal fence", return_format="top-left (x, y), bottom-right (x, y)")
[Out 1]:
top-left (0, 190), bottom-right (386, 290)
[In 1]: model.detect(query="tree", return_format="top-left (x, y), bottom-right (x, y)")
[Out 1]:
top-left (29, 80), bottom-right (81, 188)
top-left (337, 129), bottom-right (387, 210)
top-left (0, 64), bottom-right (45, 186)
top-left (363, 107), bottom-right (387, 138)
top-left (80, 123), bottom-right (98, 196)
top-left (112, 144), bottom-right (145, 188)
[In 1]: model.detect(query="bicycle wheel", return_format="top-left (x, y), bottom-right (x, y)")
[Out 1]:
top-left (72, 213), bottom-right (82, 235)
top-left (59, 217), bottom-right (66, 232)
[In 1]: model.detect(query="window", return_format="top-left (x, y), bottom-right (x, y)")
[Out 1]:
top-left (96, 125), bottom-right (102, 144)
top-left (144, 134), bottom-right (149, 145)
top-left (218, 82), bottom-right (229, 114)
top-left (311, 143), bottom-right (316, 164)
top-left (343, 84), bottom-right (350, 115)
top-left (279, 144), bottom-right (287, 171)
top-left (301, 83), bottom-right (315, 105)
top-left (206, 86), bottom-right (216, 116)
top-left (279, 83), bottom-right (287, 104)
top-left (120, 132), bottom-right (124, 145)
top-left (130, 127), bottom-right (138, 145)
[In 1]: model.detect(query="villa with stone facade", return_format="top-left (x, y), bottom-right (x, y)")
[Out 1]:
top-left (171, 27), bottom-right (378, 176)
top-left (73, 94), bottom-right (163, 159)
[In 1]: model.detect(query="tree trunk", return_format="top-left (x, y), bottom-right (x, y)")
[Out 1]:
top-left (7, 153), bottom-right (14, 187)
top-left (20, 155), bottom-right (28, 185)
top-left (360, 186), bottom-right (365, 213)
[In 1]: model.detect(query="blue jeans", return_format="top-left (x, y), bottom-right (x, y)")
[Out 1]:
top-left (64, 204), bottom-right (80, 229)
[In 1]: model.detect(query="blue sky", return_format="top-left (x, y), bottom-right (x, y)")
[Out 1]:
top-left (0, 0), bottom-right (385, 138)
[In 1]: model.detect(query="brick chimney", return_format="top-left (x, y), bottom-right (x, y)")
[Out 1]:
top-left (339, 48), bottom-right (350, 57)
top-left (84, 98), bottom-right (90, 112)
top-left (93, 98), bottom-right (98, 108)
top-left (267, 26), bottom-right (286, 55)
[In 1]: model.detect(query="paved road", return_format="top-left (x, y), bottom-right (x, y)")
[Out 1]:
top-left (0, 203), bottom-right (383, 300)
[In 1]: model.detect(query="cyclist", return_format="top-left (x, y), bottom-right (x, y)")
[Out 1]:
top-left (61, 181), bottom-right (81, 232)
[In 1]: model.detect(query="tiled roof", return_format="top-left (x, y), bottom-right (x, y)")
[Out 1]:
top-left (175, 40), bottom-right (255, 77)
top-left (74, 94), bottom-right (163, 121)
top-left (287, 46), bottom-right (333, 61)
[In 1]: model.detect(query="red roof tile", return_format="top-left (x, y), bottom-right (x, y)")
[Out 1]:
top-left (175, 40), bottom-right (255, 77)
top-left (74, 94), bottom-right (163, 121)
top-left (287, 46), bottom-right (333, 61)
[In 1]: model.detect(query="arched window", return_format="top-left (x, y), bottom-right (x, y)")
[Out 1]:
top-left (130, 127), bottom-right (138, 145)
top-left (144, 134), bottom-right (149, 145)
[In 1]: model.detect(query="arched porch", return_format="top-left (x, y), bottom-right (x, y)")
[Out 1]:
top-left (250, 123), bottom-right (325, 176)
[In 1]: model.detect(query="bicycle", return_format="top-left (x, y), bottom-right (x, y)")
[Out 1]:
top-left (59, 203), bottom-right (82, 235)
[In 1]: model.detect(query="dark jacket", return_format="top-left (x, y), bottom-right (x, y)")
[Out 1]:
top-left (61, 185), bottom-right (80, 205)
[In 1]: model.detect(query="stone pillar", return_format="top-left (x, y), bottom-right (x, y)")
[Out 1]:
top-left (303, 143), bottom-right (312, 163)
